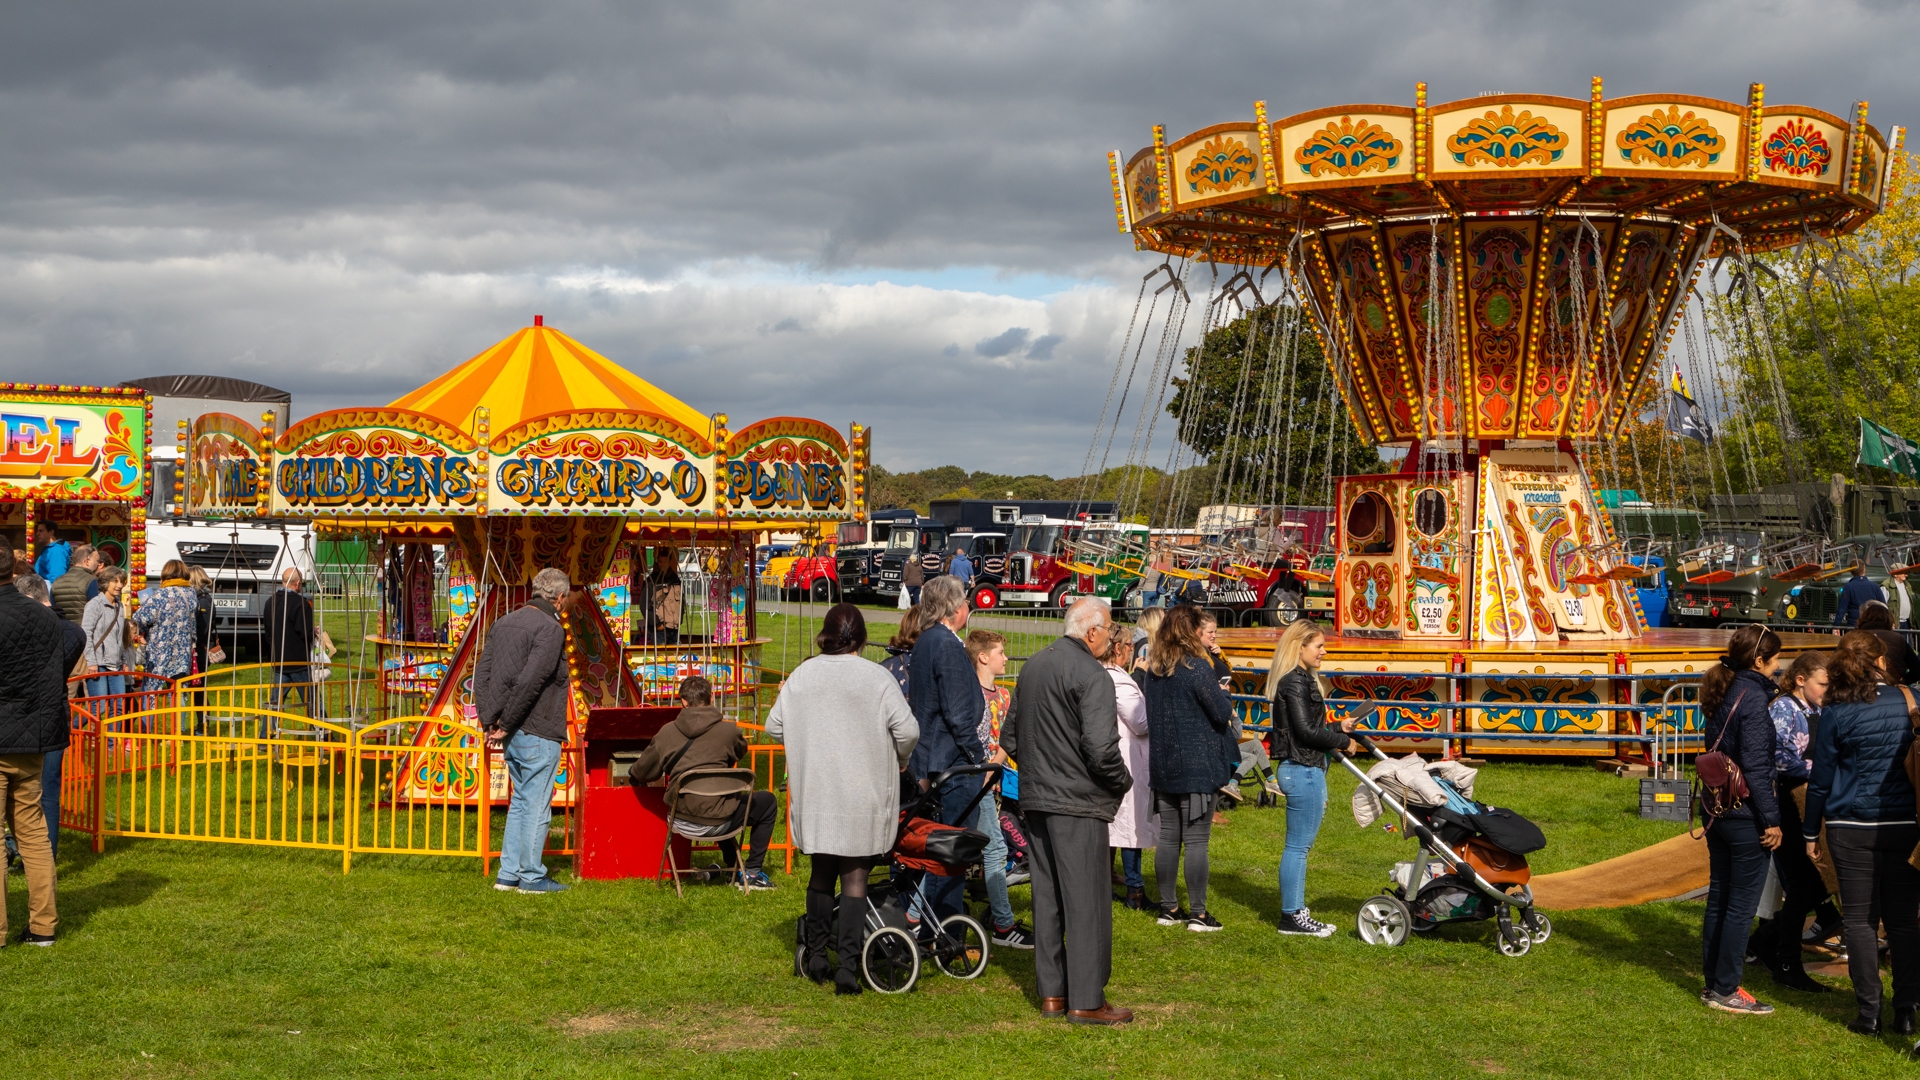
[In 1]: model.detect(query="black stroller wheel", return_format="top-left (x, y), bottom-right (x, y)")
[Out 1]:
top-left (934, 914), bottom-right (990, 979)
top-left (1495, 909), bottom-right (1532, 957)
top-left (1523, 910), bottom-right (1552, 944)
top-left (862, 926), bottom-right (920, 993)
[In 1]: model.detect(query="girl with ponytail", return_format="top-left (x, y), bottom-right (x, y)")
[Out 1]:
top-left (1697, 623), bottom-right (1784, 1016)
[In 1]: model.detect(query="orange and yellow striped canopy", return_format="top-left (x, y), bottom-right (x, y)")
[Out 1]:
top-left (389, 324), bottom-right (709, 436)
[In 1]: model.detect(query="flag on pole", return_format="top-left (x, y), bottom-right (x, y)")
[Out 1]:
top-left (1667, 384), bottom-right (1712, 445)
top-left (1671, 365), bottom-right (1692, 397)
top-left (1859, 417), bottom-right (1920, 480)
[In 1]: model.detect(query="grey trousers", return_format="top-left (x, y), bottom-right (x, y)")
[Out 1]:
top-left (1026, 810), bottom-right (1113, 1012)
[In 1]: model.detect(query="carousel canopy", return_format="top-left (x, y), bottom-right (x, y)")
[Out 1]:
top-left (390, 323), bottom-right (710, 436)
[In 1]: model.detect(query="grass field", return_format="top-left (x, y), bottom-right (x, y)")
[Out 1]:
top-left (8, 760), bottom-right (1916, 1079)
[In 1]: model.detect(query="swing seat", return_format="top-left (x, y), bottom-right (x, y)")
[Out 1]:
top-left (1686, 570), bottom-right (1735, 585)
top-left (1411, 566), bottom-right (1457, 587)
top-left (1771, 563), bottom-right (1826, 583)
top-left (1606, 565), bottom-right (1657, 580)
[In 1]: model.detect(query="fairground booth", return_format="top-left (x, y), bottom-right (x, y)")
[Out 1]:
top-left (1104, 81), bottom-right (1888, 764)
top-left (60, 322), bottom-right (867, 878)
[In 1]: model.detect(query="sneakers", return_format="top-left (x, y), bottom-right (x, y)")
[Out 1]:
top-left (1706, 987), bottom-right (1775, 1015)
top-left (1004, 863), bottom-right (1032, 887)
top-left (993, 922), bottom-right (1036, 950)
top-left (16, 931), bottom-right (54, 947)
top-left (1277, 909), bottom-right (1335, 938)
top-left (1156, 906), bottom-right (1190, 927)
top-left (1217, 783), bottom-right (1243, 807)
top-left (493, 878), bottom-right (519, 892)
top-left (516, 876), bottom-right (568, 895)
top-left (1187, 911), bottom-right (1223, 933)
top-left (730, 870), bottom-right (776, 892)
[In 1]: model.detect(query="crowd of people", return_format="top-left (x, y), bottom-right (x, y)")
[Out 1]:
top-left (1697, 620), bottom-right (1920, 1051)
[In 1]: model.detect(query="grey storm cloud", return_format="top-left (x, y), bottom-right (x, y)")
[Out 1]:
top-left (0, 0), bottom-right (1913, 471)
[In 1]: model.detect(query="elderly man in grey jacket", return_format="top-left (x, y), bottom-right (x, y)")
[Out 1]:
top-left (476, 567), bottom-right (574, 895)
top-left (1002, 598), bottom-right (1132, 1025)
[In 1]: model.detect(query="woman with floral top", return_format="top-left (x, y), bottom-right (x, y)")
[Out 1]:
top-left (133, 560), bottom-right (200, 681)
top-left (1763, 650), bottom-right (1833, 993)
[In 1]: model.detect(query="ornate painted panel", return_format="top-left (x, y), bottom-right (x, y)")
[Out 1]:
top-left (1754, 107), bottom-right (1847, 190)
top-left (1323, 657), bottom-right (1451, 754)
top-left (1383, 223), bottom-right (1461, 439)
top-left (722, 417), bottom-right (852, 521)
top-left (1466, 658), bottom-right (1613, 756)
top-left (270, 408), bottom-right (480, 517)
top-left (1460, 221), bottom-right (1537, 439)
top-left (1325, 231), bottom-right (1418, 440)
top-left (1427, 96), bottom-right (1586, 178)
top-left (1477, 450), bottom-right (1635, 641)
top-left (1335, 474), bottom-right (1404, 638)
top-left (1124, 147), bottom-right (1163, 223)
top-left (1169, 123), bottom-right (1267, 210)
top-left (1519, 220), bottom-right (1613, 439)
top-left (1602, 96), bottom-right (1746, 180)
top-left (188, 413), bottom-right (264, 517)
top-left (1401, 472), bottom-right (1469, 640)
top-left (488, 409), bottom-right (715, 517)
top-left (0, 384), bottom-right (148, 503)
top-left (1275, 106), bottom-right (1416, 191)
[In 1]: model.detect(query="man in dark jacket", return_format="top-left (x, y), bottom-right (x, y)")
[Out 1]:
top-left (1835, 563), bottom-right (1886, 628)
top-left (908, 575), bottom-right (984, 923)
top-left (14, 572), bottom-right (84, 864)
top-left (475, 567), bottom-right (574, 894)
top-left (0, 548), bottom-right (67, 944)
top-left (631, 676), bottom-right (778, 891)
top-left (50, 544), bottom-right (99, 623)
top-left (261, 569), bottom-right (315, 715)
top-left (1001, 598), bottom-right (1131, 1025)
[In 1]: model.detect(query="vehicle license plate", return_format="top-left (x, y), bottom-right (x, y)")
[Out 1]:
top-left (1679, 606), bottom-right (1707, 616)
top-left (213, 596), bottom-right (249, 610)
top-left (881, 571), bottom-right (900, 580)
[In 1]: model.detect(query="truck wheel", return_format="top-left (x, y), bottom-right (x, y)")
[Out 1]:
top-left (810, 578), bottom-right (835, 603)
top-left (1048, 582), bottom-right (1072, 610)
top-left (971, 585), bottom-right (1000, 611)
top-left (1261, 590), bottom-right (1302, 627)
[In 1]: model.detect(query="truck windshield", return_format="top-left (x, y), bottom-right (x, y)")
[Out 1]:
top-left (886, 528), bottom-right (919, 552)
top-left (1012, 525), bottom-right (1063, 554)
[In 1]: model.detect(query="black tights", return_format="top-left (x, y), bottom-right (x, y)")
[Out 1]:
top-left (805, 854), bottom-right (880, 991)
top-left (808, 854), bottom-right (876, 900)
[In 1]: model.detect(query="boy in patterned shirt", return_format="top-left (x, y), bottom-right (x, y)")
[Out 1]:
top-left (967, 629), bottom-right (1031, 950)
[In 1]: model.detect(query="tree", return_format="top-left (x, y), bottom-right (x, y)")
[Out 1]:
top-left (1165, 303), bottom-right (1382, 510)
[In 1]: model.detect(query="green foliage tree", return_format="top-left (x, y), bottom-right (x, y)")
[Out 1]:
top-left (1165, 303), bottom-right (1382, 508)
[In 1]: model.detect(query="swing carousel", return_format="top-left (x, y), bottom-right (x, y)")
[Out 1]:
top-left (1100, 81), bottom-right (1898, 754)
top-left (184, 318), bottom-right (865, 874)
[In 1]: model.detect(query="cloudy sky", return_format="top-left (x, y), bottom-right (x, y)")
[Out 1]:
top-left (1, 1), bottom-right (1913, 473)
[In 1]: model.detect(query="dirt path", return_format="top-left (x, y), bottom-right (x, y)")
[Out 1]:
top-left (1528, 832), bottom-right (1707, 909)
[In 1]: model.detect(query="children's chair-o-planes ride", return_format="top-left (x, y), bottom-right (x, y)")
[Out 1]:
top-left (1098, 81), bottom-right (1888, 768)
top-left (92, 317), bottom-right (870, 879)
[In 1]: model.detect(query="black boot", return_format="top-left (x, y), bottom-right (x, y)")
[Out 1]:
top-left (1123, 886), bottom-right (1148, 910)
top-left (834, 895), bottom-right (867, 995)
top-left (1896, 1006), bottom-right (1917, 1036)
top-left (800, 889), bottom-right (834, 984)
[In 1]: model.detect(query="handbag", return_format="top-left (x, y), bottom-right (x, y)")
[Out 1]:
top-left (1693, 690), bottom-right (1751, 833)
top-left (894, 814), bottom-right (988, 875)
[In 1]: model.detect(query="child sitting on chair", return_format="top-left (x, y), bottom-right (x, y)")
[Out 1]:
top-left (631, 675), bottom-right (780, 891)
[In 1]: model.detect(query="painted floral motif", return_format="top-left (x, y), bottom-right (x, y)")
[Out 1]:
top-left (1294, 116), bottom-right (1403, 177)
top-left (1468, 227), bottom-right (1529, 433)
top-left (1529, 224), bottom-right (1607, 435)
top-left (1185, 134), bottom-right (1258, 194)
top-left (1446, 106), bottom-right (1570, 168)
top-left (1391, 229), bottom-right (1459, 436)
top-left (1502, 498), bottom-right (1555, 637)
top-left (1763, 119), bottom-right (1833, 177)
top-left (1616, 106), bottom-right (1726, 169)
top-left (1128, 162), bottom-right (1161, 218)
top-left (1334, 238), bottom-right (1415, 433)
top-left (1526, 504), bottom-right (1580, 594)
top-left (1326, 672), bottom-right (1443, 733)
top-left (1346, 561), bottom-right (1396, 627)
top-left (1478, 675), bottom-right (1602, 734)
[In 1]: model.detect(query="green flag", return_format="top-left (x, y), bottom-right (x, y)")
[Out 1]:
top-left (1859, 417), bottom-right (1920, 480)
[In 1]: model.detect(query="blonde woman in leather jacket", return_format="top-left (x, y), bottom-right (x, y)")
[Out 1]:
top-left (1263, 620), bottom-right (1355, 938)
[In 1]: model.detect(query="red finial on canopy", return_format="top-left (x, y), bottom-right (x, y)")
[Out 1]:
top-left (534, 314), bottom-right (544, 327)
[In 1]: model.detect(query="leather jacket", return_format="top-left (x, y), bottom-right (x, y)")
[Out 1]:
top-left (1271, 667), bottom-right (1349, 770)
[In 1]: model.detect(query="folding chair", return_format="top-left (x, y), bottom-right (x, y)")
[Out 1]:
top-left (658, 767), bottom-right (758, 898)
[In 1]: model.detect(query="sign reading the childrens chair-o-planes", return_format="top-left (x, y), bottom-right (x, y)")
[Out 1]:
top-left (486, 410), bottom-right (715, 516)
top-left (0, 384), bottom-right (148, 502)
top-left (721, 417), bottom-right (850, 520)
top-left (269, 408), bottom-right (482, 517)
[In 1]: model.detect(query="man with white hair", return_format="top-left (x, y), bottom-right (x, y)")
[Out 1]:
top-left (476, 568), bottom-right (575, 894)
top-left (1002, 597), bottom-right (1132, 1025)
top-left (262, 567), bottom-right (315, 715)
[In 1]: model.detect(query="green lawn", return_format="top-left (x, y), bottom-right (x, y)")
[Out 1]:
top-left (7, 761), bottom-right (1913, 1078)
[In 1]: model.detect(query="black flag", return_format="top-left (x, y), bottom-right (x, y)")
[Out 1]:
top-left (1666, 369), bottom-right (1712, 446)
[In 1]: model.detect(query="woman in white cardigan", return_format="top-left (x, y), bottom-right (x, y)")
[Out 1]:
top-left (767, 603), bottom-right (919, 994)
top-left (1103, 633), bottom-right (1156, 910)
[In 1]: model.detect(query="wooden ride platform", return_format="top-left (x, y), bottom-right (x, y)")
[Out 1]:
top-left (1213, 628), bottom-right (1834, 758)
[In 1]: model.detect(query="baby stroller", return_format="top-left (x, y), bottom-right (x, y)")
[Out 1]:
top-left (793, 764), bottom-right (999, 993)
top-left (1337, 733), bottom-right (1551, 956)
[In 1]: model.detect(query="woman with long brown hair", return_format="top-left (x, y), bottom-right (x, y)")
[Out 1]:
top-left (1141, 604), bottom-right (1237, 932)
top-left (1696, 623), bottom-right (1783, 1016)
top-left (1803, 630), bottom-right (1920, 1036)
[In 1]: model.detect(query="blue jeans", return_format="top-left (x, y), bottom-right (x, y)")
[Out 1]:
top-left (40, 748), bottom-right (63, 862)
top-left (923, 775), bottom-right (977, 921)
top-left (86, 671), bottom-right (126, 720)
top-left (1276, 761), bottom-right (1328, 913)
top-left (1702, 815), bottom-right (1769, 997)
top-left (1120, 847), bottom-right (1144, 889)
top-left (270, 664), bottom-right (313, 716)
top-left (498, 731), bottom-right (563, 886)
top-left (975, 794), bottom-right (1014, 931)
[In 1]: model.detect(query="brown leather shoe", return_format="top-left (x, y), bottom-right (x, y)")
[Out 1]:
top-left (1040, 997), bottom-right (1067, 1018)
top-left (1068, 1002), bottom-right (1134, 1026)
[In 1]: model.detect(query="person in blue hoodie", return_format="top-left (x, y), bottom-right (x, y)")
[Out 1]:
top-left (1803, 630), bottom-right (1920, 1039)
top-left (1696, 623), bottom-right (1784, 1016)
top-left (1835, 562), bottom-right (1887, 628)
